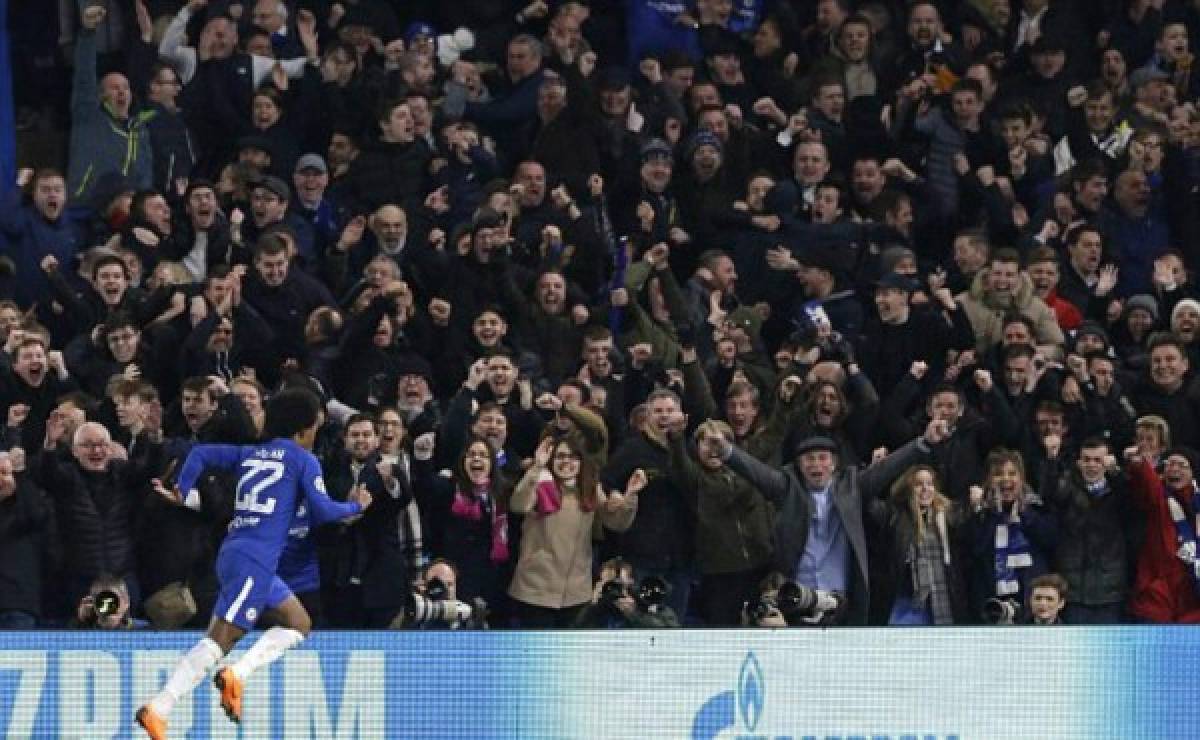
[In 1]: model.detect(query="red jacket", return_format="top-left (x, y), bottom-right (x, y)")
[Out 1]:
top-left (1127, 459), bottom-right (1200, 623)
top-left (1044, 289), bottom-right (1083, 331)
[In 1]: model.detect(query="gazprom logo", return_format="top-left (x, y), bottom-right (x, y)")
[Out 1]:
top-left (691, 651), bottom-right (764, 740)
top-left (738, 653), bottom-right (765, 732)
top-left (691, 652), bottom-right (958, 740)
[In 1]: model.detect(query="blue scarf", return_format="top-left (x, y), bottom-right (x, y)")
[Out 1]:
top-left (1166, 483), bottom-right (1200, 590)
top-left (993, 508), bottom-right (1033, 597)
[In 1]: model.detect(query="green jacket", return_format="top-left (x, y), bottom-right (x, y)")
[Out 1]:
top-left (667, 431), bottom-right (773, 575)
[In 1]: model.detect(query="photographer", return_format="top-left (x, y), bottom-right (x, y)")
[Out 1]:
top-left (575, 558), bottom-right (681, 628)
top-left (742, 571), bottom-right (846, 627)
top-left (392, 559), bottom-right (487, 630)
top-left (73, 573), bottom-right (145, 629)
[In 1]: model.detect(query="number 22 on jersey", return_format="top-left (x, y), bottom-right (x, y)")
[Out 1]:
top-left (237, 459), bottom-right (283, 514)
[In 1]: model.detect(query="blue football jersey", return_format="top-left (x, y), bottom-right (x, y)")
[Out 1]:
top-left (176, 438), bottom-right (361, 572)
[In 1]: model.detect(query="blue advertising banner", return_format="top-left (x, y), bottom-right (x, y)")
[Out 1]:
top-left (1, 627), bottom-right (1198, 739)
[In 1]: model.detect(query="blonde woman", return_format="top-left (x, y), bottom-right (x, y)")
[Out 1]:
top-left (872, 465), bottom-right (967, 625)
top-left (508, 437), bottom-right (642, 627)
top-left (966, 449), bottom-right (1058, 621)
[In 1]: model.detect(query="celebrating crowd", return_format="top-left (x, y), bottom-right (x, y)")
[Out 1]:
top-left (3, 0), bottom-right (1200, 629)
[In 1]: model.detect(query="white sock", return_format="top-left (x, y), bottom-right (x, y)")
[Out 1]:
top-left (230, 627), bottom-right (305, 681)
top-left (149, 637), bottom-right (224, 717)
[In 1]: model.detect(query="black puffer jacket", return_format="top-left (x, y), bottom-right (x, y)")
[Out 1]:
top-left (35, 441), bottom-right (162, 582)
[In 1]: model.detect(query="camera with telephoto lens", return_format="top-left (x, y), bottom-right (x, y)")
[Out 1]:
top-left (598, 579), bottom-right (628, 608)
top-left (93, 589), bottom-right (122, 618)
top-left (983, 598), bottom-right (1021, 625)
top-left (775, 581), bottom-right (845, 625)
top-left (635, 575), bottom-right (669, 613)
top-left (746, 593), bottom-right (778, 624)
top-left (393, 578), bottom-right (487, 628)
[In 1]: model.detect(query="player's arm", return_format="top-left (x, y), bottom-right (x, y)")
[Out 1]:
top-left (302, 455), bottom-right (370, 524)
top-left (165, 444), bottom-right (244, 510)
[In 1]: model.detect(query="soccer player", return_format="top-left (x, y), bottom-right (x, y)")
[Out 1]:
top-left (135, 389), bottom-right (371, 739)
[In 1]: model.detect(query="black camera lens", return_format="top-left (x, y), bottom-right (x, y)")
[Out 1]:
top-left (94, 589), bottom-right (121, 617)
top-left (425, 577), bottom-right (448, 601)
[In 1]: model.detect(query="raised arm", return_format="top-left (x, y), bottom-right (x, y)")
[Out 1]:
top-left (301, 454), bottom-right (365, 523)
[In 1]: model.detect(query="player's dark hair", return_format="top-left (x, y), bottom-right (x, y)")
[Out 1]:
top-left (263, 388), bottom-right (322, 440)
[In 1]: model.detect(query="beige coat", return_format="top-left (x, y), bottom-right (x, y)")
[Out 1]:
top-left (956, 268), bottom-right (1065, 359)
top-left (507, 469), bottom-right (636, 609)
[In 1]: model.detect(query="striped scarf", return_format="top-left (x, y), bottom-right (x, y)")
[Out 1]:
top-left (993, 509), bottom-right (1033, 598)
top-left (911, 508), bottom-right (954, 624)
top-left (1166, 484), bottom-right (1200, 589)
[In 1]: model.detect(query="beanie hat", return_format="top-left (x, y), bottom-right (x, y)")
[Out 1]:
top-left (685, 130), bottom-right (723, 160)
top-left (1124, 294), bottom-right (1160, 322)
top-left (1171, 299), bottom-right (1200, 328)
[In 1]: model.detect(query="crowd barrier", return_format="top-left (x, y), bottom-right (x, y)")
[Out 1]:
top-left (0, 627), bottom-right (1195, 739)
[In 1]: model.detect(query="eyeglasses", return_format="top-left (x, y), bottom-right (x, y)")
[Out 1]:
top-left (74, 441), bottom-right (108, 450)
top-left (553, 452), bottom-right (581, 461)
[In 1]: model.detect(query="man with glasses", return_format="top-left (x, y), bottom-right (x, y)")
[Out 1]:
top-left (141, 63), bottom-right (194, 192)
top-left (37, 417), bottom-right (163, 620)
top-left (1124, 443), bottom-right (1200, 622)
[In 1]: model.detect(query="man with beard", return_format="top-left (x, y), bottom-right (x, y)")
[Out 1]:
top-left (317, 414), bottom-right (414, 626)
top-left (1124, 444), bottom-right (1200, 622)
top-left (0, 169), bottom-right (84, 308)
top-left (391, 356), bottom-right (440, 440)
top-left (958, 249), bottom-right (1065, 358)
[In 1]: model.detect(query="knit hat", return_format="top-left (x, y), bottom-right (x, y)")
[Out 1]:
top-left (879, 245), bottom-right (916, 275)
top-left (1124, 294), bottom-right (1160, 322)
top-left (1172, 298), bottom-right (1200, 327)
top-left (404, 21), bottom-right (436, 44)
top-left (725, 306), bottom-right (763, 338)
top-left (641, 138), bottom-right (674, 163)
top-left (685, 130), bottom-right (723, 160)
top-left (1073, 320), bottom-right (1110, 347)
top-left (394, 355), bottom-right (434, 384)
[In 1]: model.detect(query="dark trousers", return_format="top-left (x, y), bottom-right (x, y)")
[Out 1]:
top-left (1064, 602), bottom-right (1125, 625)
top-left (0, 610), bottom-right (37, 628)
top-left (512, 600), bottom-right (584, 628)
top-left (698, 567), bottom-right (769, 626)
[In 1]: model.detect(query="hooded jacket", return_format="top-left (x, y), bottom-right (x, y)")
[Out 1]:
top-left (956, 267), bottom-right (1065, 357)
top-left (68, 29), bottom-right (153, 203)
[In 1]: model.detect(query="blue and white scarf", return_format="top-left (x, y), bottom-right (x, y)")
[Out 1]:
top-left (1167, 484), bottom-right (1200, 588)
top-left (993, 510), bottom-right (1033, 597)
